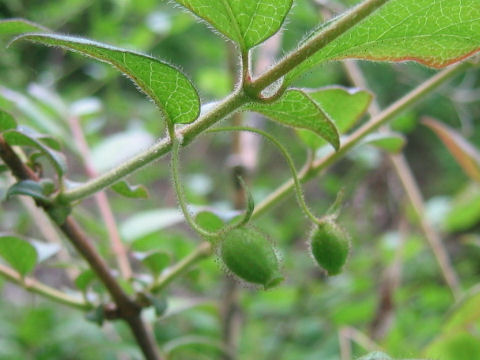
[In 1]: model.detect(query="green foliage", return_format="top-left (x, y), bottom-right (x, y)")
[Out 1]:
top-left (0, 235), bottom-right (38, 277)
top-left (173, 0), bottom-right (293, 50)
top-left (0, 0), bottom-right (480, 359)
top-left (12, 33), bottom-right (200, 125)
top-left (296, 86), bottom-right (372, 149)
top-left (246, 89), bottom-right (340, 149)
top-left (287, 0), bottom-right (480, 82)
top-left (111, 180), bottom-right (149, 199)
top-left (3, 129), bottom-right (66, 178)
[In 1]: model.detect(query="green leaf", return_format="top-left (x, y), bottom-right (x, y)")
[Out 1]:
top-left (287, 0), bottom-right (480, 83)
top-left (245, 89), bottom-right (340, 150)
top-left (425, 331), bottom-right (480, 360)
top-left (141, 252), bottom-right (170, 277)
top-left (0, 18), bottom-right (48, 37)
top-left (6, 180), bottom-right (53, 203)
top-left (423, 117), bottom-right (480, 182)
top-left (195, 211), bottom-right (224, 232)
top-left (144, 294), bottom-right (168, 317)
top-left (74, 269), bottom-right (97, 292)
top-left (85, 305), bottom-right (104, 326)
top-left (110, 180), bottom-right (148, 199)
top-left (174, 0), bottom-right (292, 50)
top-left (0, 235), bottom-right (38, 277)
top-left (444, 184), bottom-right (480, 232)
top-left (362, 132), bottom-right (406, 153)
top-left (296, 86), bottom-right (372, 149)
top-left (3, 129), bottom-right (66, 177)
top-left (12, 33), bottom-right (200, 124)
top-left (0, 109), bottom-right (17, 132)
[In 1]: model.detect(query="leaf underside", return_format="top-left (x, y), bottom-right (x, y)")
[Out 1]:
top-left (246, 89), bottom-right (340, 150)
top-left (12, 33), bottom-right (200, 125)
top-left (287, 0), bottom-right (480, 83)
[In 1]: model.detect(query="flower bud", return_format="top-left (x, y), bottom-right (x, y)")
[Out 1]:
top-left (309, 220), bottom-right (350, 275)
top-left (220, 227), bottom-right (283, 289)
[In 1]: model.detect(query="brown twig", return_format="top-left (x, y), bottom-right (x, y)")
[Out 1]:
top-left (343, 60), bottom-right (461, 299)
top-left (0, 135), bottom-right (162, 360)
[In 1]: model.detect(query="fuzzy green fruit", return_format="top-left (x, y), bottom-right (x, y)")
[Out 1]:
top-left (220, 227), bottom-right (283, 289)
top-left (309, 220), bottom-right (350, 275)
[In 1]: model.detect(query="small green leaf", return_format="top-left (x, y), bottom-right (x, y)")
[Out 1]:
top-left (6, 180), bottom-right (52, 202)
top-left (445, 184), bottom-right (480, 232)
top-left (423, 117), bottom-right (480, 182)
top-left (111, 180), bottom-right (148, 199)
top-left (3, 129), bottom-right (66, 177)
top-left (85, 305), bottom-right (104, 326)
top-left (296, 86), bottom-right (372, 149)
top-left (46, 204), bottom-right (71, 225)
top-left (362, 132), bottom-right (406, 153)
top-left (287, 0), bottom-right (480, 83)
top-left (195, 211), bottom-right (224, 232)
top-left (0, 235), bottom-right (38, 277)
top-left (0, 18), bottom-right (48, 36)
top-left (174, 0), bottom-right (292, 50)
top-left (142, 252), bottom-right (170, 277)
top-left (145, 294), bottom-right (168, 317)
top-left (74, 269), bottom-right (97, 292)
top-left (245, 89), bottom-right (340, 150)
top-left (12, 33), bottom-right (200, 124)
top-left (0, 164), bottom-right (8, 173)
top-left (0, 109), bottom-right (17, 132)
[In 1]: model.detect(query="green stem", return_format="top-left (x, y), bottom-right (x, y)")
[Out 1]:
top-left (0, 263), bottom-right (89, 310)
top-left (207, 126), bottom-right (323, 226)
top-left (150, 242), bottom-right (212, 293)
top-left (61, 90), bottom-right (250, 203)
top-left (60, 0), bottom-right (391, 204)
top-left (247, 0), bottom-right (390, 93)
top-left (251, 61), bottom-right (471, 219)
top-left (170, 137), bottom-right (254, 238)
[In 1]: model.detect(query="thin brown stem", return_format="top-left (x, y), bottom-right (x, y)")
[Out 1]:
top-left (343, 60), bottom-right (461, 299)
top-left (0, 135), bottom-right (162, 360)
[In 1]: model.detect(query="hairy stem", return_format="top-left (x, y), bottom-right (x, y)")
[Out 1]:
top-left (251, 62), bottom-right (470, 219)
top-left (0, 263), bottom-right (89, 310)
top-left (60, 0), bottom-right (391, 204)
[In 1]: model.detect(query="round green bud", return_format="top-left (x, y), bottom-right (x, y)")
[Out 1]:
top-left (309, 220), bottom-right (350, 275)
top-left (220, 227), bottom-right (283, 289)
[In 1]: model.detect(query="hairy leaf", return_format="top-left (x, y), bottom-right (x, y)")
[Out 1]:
top-left (174, 0), bottom-right (292, 50)
top-left (245, 89), bottom-right (340, 150)
top-left (287, 0), bottom-right (480, 83)
top-left (3, 129), bottom-right (66, 177)
top-left (12, 33), bottom-right (200, 124)
top-left (297, 86), bottom-right (371, 149)
top-left (0, 235), bottom-right (38, 277)
top-left (111, 180), bottom-right (148, 199)
top-left (423, 117), bottom-right (480, 182)
top-left (0, 18), bottom-right (48, 36)
top-left (142, 252), bottom-right (170, 277)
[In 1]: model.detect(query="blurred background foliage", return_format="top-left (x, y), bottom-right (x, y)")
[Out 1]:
top-left (0, 0), bottom-right (480, 359)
